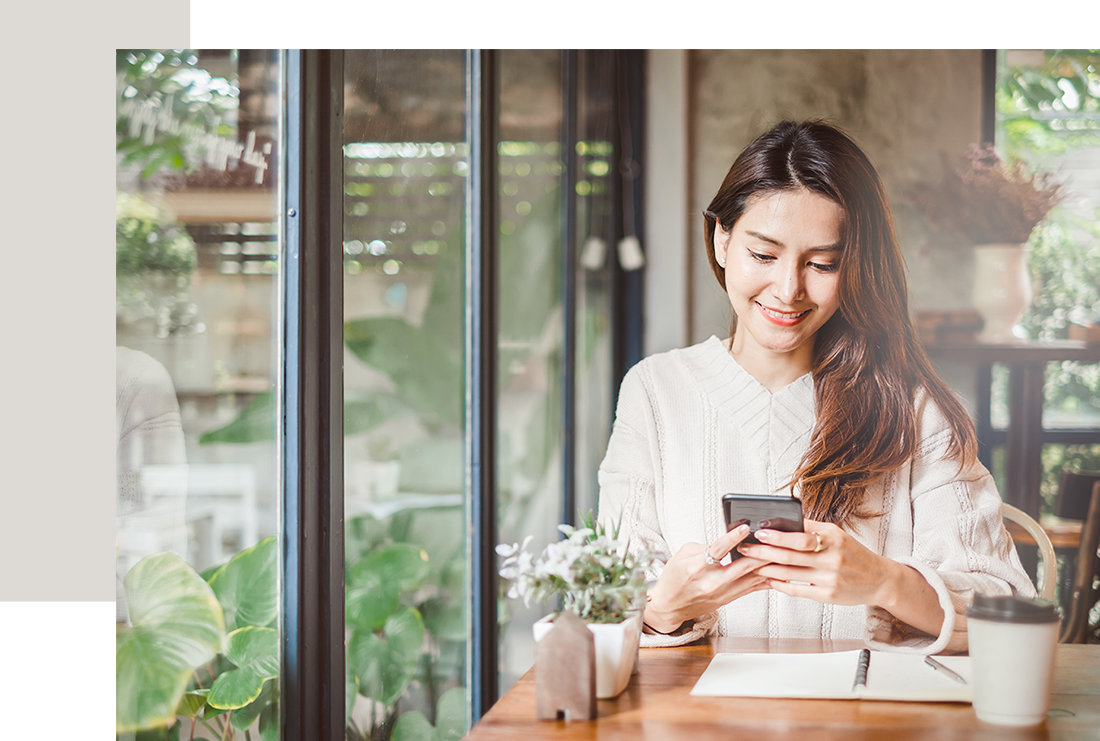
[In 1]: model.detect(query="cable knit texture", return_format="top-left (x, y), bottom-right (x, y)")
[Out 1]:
top-left (597, 336), bottom-right (1035, 654)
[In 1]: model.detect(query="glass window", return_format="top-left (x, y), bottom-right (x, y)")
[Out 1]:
top-left (994, 49), bottom-right (1100, 510)
top-left (116, 49), bottom-right (283, 741)
top-left (342, 49), bottom-right (469, 741)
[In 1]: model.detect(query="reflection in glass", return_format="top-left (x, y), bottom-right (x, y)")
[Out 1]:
top-left (342, 50), bottom-right (469, 741)
top-left (495, 49), bottom-right (567, 695)
top-left (115, 49), bottom-right (281, 741)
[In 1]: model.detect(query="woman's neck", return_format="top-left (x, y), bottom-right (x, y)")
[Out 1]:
top-left (726, 332), bottom-right (814, 393)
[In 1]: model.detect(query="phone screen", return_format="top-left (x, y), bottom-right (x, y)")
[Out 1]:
top-left (722, 494), bottom-right (803, 558)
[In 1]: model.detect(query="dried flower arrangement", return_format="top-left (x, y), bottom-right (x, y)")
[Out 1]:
top-left (909, 144), bottom-right (1064, 246)
top-left (496, 512), bottom-right (652, 624)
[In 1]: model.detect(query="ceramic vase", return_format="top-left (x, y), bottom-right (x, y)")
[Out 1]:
top-left (533, 611), bottom-right (642, 698)
top-left (972, 243), bottom-right (1032, 343)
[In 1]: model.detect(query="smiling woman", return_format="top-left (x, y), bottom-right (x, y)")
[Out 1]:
top-left (597, 120), bottom-right (1036, 655)
top-left (711, 189), bottom-right (844, 390)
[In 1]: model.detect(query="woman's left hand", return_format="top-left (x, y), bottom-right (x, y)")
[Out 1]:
top-left (737, 517), bottom-right (947, 638)
top-left (736, 518), bottom-right (896, 608)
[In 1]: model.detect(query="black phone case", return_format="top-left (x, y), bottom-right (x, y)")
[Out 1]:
top-left (721, 494), bottom-right (803, 560)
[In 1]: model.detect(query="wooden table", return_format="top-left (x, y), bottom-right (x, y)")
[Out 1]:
top-left (466, 637), bottom-right (1100, 740)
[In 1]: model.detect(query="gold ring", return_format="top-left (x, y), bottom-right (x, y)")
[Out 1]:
top-left (704, 549), bottom-right (720, 566)
top-left (812, 532), bottom-right (824, 553)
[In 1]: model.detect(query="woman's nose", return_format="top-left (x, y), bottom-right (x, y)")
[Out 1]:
top-left (772, 261), bottom-right (805, 305)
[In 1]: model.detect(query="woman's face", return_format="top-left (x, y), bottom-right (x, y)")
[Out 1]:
top-left (714, 189), bottom-right (844, 364)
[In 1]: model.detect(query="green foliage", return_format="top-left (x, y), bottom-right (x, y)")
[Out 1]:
top-left (498, 513), bottom-right (651, 624)
top-left (117, 537), bottom-right (281, 739)
top-left (995, 50), bottom-right (1100, 515)
top-left (389, 687), bottom-right (466, 741)
top-left (116, 553), bottom-right (225, 733)
top-left (207, 537), bottom-right (279, 632)
top-left (117, 50), bottom-right (240, 180)
top-left (349, 607), bottom-right (426, 706)
top-left (346, 544), bottom-right (430, 631)
top-left (997, 50), bottom-right (1100, 162)
top-left (208, 627), bottom-right (280, 710)
top-left (116, 192), bottom-right (196, 278)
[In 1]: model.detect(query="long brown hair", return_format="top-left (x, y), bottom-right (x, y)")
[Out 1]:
top-left (703, 120), bottom-right (978, 525)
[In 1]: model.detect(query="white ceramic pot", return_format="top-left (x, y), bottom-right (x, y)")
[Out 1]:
top-left (533, 612), bottom-right (642, 699)
top-left (972, 243), bottom-right (1032, 343)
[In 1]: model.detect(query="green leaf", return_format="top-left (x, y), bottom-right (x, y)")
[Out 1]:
top-left (346, 661), bottom-right (360, 725)
top-left (198, 392), bottom-right (275, 444)
top-left (390, 710), bottom-right (434, 741)
top-left (433, 686), bottom-right (467, 741)
top-left (346, 544), bottom-right (429, 630)
top-left (419, 597), bottom-right (465, 643)
top-left (117, 553), bottom-right (225, 732)
top-left (388, 687), bottom-right (467, 741)
top-left (229, 675), bottom-right (274, 730)
top-left (258, 694), bottom-right (278, 741)
top-left (175, 690), bottom-right (209, 720)
top-left (348, 607), bottom-right (425, 706)
top-left (207, 536), bottom-right (278, 631)
top-left (207, 626), bottom-right (279, 710)
top-left (344, 317), bottom-right (462, 429)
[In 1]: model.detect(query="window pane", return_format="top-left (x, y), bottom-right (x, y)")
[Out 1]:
top-left (342, 50), bottom-right (469, 740)
top-left (574, 50), bottom-right (617, 520)
top-left (995, 49), bottom-right (1100, 514)
top-left (495, 49), bottom-right (567, 695)
top-left (116, 49), bottom-right (282, 740)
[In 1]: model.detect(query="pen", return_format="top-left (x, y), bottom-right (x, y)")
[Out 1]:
top-left (924, 656), bottom-right (968, 685)
top-left (852, 648), bottom-right (871, 692)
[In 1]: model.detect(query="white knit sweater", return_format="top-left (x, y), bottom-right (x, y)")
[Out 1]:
top-left (597, 336), bottom-right (1034, 654)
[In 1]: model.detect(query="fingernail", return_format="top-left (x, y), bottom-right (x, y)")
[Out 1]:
top-left (756, 529), bottom-right (771, 540)
top-left (736, 524), bottom-right (750, 534)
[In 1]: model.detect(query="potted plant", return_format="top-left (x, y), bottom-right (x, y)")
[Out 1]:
top-left (909, 144), bottom-right (1063, 342)
top-left (496, 513), bottom-right (652, 699)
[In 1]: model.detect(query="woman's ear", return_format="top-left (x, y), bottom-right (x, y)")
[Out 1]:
top-left (713, 221), bottom-right (730, 266)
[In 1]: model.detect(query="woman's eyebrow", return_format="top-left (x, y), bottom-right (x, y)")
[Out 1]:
top-left (744, 230), bottom-right (843, 252)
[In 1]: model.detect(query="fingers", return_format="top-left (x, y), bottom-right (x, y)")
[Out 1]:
top-left (708, 524), bottom-right (751, 560)
top-left (753, 521), bottom-right (832, 554)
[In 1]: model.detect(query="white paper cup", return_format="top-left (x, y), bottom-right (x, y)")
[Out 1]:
top-left (966, 594), bottom-right (1061, 726)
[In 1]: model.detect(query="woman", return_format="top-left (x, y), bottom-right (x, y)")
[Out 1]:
top-left (597, 120), bottom-right (1033, 654)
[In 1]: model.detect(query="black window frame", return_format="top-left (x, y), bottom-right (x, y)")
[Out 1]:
top-left (278, 48), bottom-right (645, 740)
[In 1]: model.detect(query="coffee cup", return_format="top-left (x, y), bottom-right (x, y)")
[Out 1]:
top-left (966, 594), bottom-right (1061, 726)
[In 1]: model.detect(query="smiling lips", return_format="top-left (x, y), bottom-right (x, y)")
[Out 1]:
top-left (756, 302), bottom-right (810, 326)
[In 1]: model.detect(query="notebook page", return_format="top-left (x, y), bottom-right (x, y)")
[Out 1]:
top-left (690, 650), bottom-right (863, 698)
top-left (861, 653), bottom-right (972, 702)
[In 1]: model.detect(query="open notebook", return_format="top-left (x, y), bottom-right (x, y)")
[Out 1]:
top-left (690, 650), bottom-right (972, 702)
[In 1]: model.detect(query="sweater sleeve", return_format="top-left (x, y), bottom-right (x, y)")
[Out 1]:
top-left (865, 394), bottom-right (1036, 655)
top-left (597, 363), bottom-right (716, 647)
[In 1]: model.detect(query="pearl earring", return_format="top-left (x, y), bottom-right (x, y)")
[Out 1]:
top-left (717, 255), bottom-right (726, 266)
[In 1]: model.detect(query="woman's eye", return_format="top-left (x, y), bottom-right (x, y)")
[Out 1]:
top-left (749, 251), bottom-right (775, 263)
top-left (809, 261), bottom-right (838, 273)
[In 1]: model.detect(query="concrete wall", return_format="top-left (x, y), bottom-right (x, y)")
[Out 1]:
top-left (685, 49), bottom-right (985, 343)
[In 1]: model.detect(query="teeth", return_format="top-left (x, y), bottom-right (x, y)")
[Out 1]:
top-left (761, 305), bottom-right (809, 319)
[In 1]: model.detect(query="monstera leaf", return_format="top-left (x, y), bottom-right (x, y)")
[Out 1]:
top-left (207, 626), bottom-right (279, 710)
top-left (348, 607), bottom-right (426, 706)
top-left (345, 544), bottom-right (430, 631)
top-left (390, 686), bottom-right (467, 741)
top-left (206, 536), bottom-right (278, 632)
top-left (116, 552), bottom-right (226, 732)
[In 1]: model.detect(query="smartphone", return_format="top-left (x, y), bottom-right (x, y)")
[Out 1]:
top-left (721, 493), bottom-right (804, 559)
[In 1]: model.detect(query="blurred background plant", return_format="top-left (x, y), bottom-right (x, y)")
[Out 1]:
top-left (994, 49), bottom-right (1100, 508)
top-left (116, 191), bottom-right (202, 338)
top-left (908, 143), bottom-right (1063, 246)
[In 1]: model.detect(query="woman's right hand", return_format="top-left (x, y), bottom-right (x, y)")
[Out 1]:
top-left (643, 524), bottom-right (771, 634)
